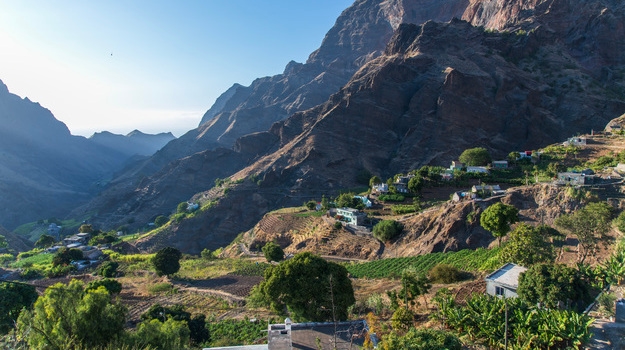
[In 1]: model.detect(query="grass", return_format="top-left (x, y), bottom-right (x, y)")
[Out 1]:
top-left (293, 210), bottom-right (325, 218)
top-left (147, 282), bottom-right (176, 295)
top-left (10, 252), bottom-right (54, 269)
top-left (176, 258), bottom-right (269, 280)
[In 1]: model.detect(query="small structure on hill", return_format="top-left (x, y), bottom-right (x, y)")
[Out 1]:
top-left (556, 171), bottom-right (595, 186)
top-left (485, 263), bottom-right (527, 298)
top-left (492, 160), bottom-right (508, 169)
top-left (466, 166), bottom-right (489, 174)
top-left (371, 183), bottom-right (388, 194)
top-left (335, 207), bottom-right (367, 226)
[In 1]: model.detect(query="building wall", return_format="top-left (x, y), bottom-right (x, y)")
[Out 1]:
top-left (486, 281), bottom-right (519, 298)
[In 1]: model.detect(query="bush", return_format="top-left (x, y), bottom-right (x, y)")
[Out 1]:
top-left (86, 278), bottom-right (122, 294)
top-left (0, 253), bottom-right (14, 265)
top-left (152, 247), bottom-right (182, 276)
top-left (373, 220), bottom-right (403, 242)
top-left (97, 261), bottom-right (119, 278)
top-left (148, 282), bottom-right (175, 295)
top-left (262, 242), bottom-right (284, 262)
top-left (390, 307), bottom-right (414, 331)
top-left (459, 147), bottom-right (492, 166)
top-left (378, 194), bottom-right (405, 202)
top-left (334, 221), bottom-right (343, 229)
top-left (429, 264), bottom-right (462, 284)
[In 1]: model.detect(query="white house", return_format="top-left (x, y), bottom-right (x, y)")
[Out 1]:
top-left (466, 166), bottom-right (489, 174)
top-left (371, 183), bottom-right (388, 194)
top-left (336, 207), bottom-right (366, 226)
top-left (485, 263), bottom-right (528, 298)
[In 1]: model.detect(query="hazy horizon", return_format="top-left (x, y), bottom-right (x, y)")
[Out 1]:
top-left (0, 1), bottom-right (353, 138)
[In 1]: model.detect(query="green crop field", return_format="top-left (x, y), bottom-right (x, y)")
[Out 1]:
top-left (345, 248), bottom-right (501, 278)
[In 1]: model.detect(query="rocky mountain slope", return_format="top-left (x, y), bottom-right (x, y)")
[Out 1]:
top-left (0, 80), bottom-right (172, 230)
top-left (85, 0), bottom-right (625, 253)
top-left (89, 130), bottom-right (175, 157)
top-left (73, 0), bottom-right (471, 231)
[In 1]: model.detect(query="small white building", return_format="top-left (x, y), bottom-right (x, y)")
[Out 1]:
top-left (371, 183), bottom-right (388, 194)
top-left (466, 166), bottom-right (489, 174)
top-left (485, 263), bottom-right (527, 298)
top-left (336, 207), bottom-right (366, 226)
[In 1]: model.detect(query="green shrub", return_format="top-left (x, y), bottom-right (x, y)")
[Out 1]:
top-left (390, 307), bottom-right (414, 331)
top-left (378, 194), bottom-right (405, 202)
top-left (429, 264), bottom-right (462, 284)
top-left (0, 253), bottom-right (14, 265)
top-left (86, 278), bottom-right (122, 294)
top-left (148, 282), bottom-right (175, 295)
top-left (97, 261), bottom-right (119, 278)
top-left (373, 220), bottom-right (403, 242)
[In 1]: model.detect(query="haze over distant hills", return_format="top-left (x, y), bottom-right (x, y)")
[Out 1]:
top-left (0, 80), bottom-right (175, 229)
top-left (70, 0), bottom-right (625, 254)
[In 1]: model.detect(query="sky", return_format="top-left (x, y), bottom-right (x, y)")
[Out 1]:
top-left (0, 1), bottom-right (354, 137)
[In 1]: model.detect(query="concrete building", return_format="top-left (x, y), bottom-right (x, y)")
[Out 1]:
top-left (485, 263), bottom-right (527, 298)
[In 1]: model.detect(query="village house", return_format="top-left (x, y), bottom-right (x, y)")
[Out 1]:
top-left (563, 136), bottom-right (587, 147)
top-left (466, 166), bottom-right (489, 174)
top-left (371, 183), bottom-right (388, 194)
top-left (335, 207), bottom-right (367, 226)
top-left (485, 263), bottom-right (528, 298)
top-left (557, 170), bottom-right (595, 186)
top-left (471, 184), bottom-right (504, 197)
top-left (450, 160), bottom-right (464, 170)
top-left (492, 160), bottom-right (508, 169)
top-left (354, 195), bottom-right (372, 208)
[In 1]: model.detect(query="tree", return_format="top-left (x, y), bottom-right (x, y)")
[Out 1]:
top-left (507, 151), bottom-right (521, 164)
top-left (154, 215), bottom-right (169, 227)
top-left (52, 247), bottom-right (84, 267)
top-left (480, 202), bottom-right (519, 246)
top-left (518, 263), bottom-right (592, 310)
top-left (407, 176), bottom-right (423, 194)
top-left (0, 281), bottom-right (38, 334)
top-left (429, 264), bottom-right (462, 284)
top-left (152, 247), bottom-right (182, 276)
top-left (254, 252), bottom-right (355, 322)
top-left (176, 202), bottom-right (188, 214)
top-left (0, 235), bottom-right (7, 249)
top-left (78, 224), bottom-right (94, 233)
top-left (35, 233), bottom-right (55, 248)
top-left (389, 267), bottom-right (431, 310)
top-left (129, 318), bottom-right (190, 350)
top-left (373, 220), bottom-right (403, 242)
top-left (335, 192), bottom-right (363, 209)
top-left (86, 278), bottom-right (122, 295)
top-left (369, 175), bottom-right (382, 187)
top-left (555, 202), bottom-right (613, 263)
top-left (262, 242), bottom-right (284, 262)
top-left (459, 147), bottom-right (492, 166)
top-left (97, 261), bottom-right (119, 278)
top-left (305, 200), bottom-right (317, 210)
top-left (500, 223), bottom-right (555, 266)
top-left (390, 307), bottom-right (414, 331)
top-left (17, 280), bottom-right (127, 349)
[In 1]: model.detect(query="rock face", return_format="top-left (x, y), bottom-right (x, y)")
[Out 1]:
top-left (86, 0), bottom-right (625, 253)
top-left (89, 130), bottom-right (175, 157)
top-left (0, 80), bottom-right (158, 230)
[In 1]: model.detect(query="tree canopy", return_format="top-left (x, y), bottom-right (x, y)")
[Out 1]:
top-left (262, 241), bottom-right (284, 262)
top-left (369, 175), bottom-right (382, 187)
top-left (34, 234), bottom-right (55, 248)
top-left (555, 201), bottom-right (613, 263)
top-left (335, 192), bottom-right (363, 209)
top-left (518, 263), bottom-right (592, 310)
top-left (500, 223), bottom-right (555, 266)
top-left (152, 247), bottom-right (182, 276)
top-left (459, 147), bottom-right (492, 166)
top-left (17, 280), bottom-right (127, 349)
top-left (0, 281), bottom-right (38, 335)
top-left (373, 220), bottom-right (403, 242)
top-left (252, 252), bottom-right (355, 322)
top-left (480, 202), bottom-right (519, 246)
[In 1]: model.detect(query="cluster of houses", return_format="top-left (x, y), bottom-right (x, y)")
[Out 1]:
top-left (45, 230), bottom-right (103, 270)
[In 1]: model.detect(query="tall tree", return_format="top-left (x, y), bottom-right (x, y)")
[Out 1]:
top-left (459, 147), bottom-right (492, 166)
top-left (518, 263), bottom-right (591, 310)
top-left (34, 234), bottom-right (55, 248)
top-left (152, 247), bottom-right (182, 276)
top-left (500, 223), bottom-right (555, 266)
top-left (262, 241), bottom-right (284, 262)
top-left (480, 202), bottom-right (519, 246)
top-left (254, 252), bottom-right (354, 322)
top-left (555, 202), bottom-right (613, 263)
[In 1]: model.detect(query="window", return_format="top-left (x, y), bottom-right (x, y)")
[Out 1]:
top-left (495, 286), bottom-right (505, 296)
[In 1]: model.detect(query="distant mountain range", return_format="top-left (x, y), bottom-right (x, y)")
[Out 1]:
top-left (0, 80), bottom-right (175, 230)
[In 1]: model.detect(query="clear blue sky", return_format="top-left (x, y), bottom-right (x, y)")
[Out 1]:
top-left (0, 1), bottom-right (353, 137)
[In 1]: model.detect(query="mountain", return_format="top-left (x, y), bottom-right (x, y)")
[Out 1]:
top-left (0, 80), bottom-right (161, 230)
top-left (84, 0), bottom-right (625, 253)
top-left (89, 130), bottom-right (176, 157)
top-left (71, 0), bottom-right (471, 231)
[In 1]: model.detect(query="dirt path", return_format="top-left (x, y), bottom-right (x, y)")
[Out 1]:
top-left (585, 318), bottom-right (625, 349)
